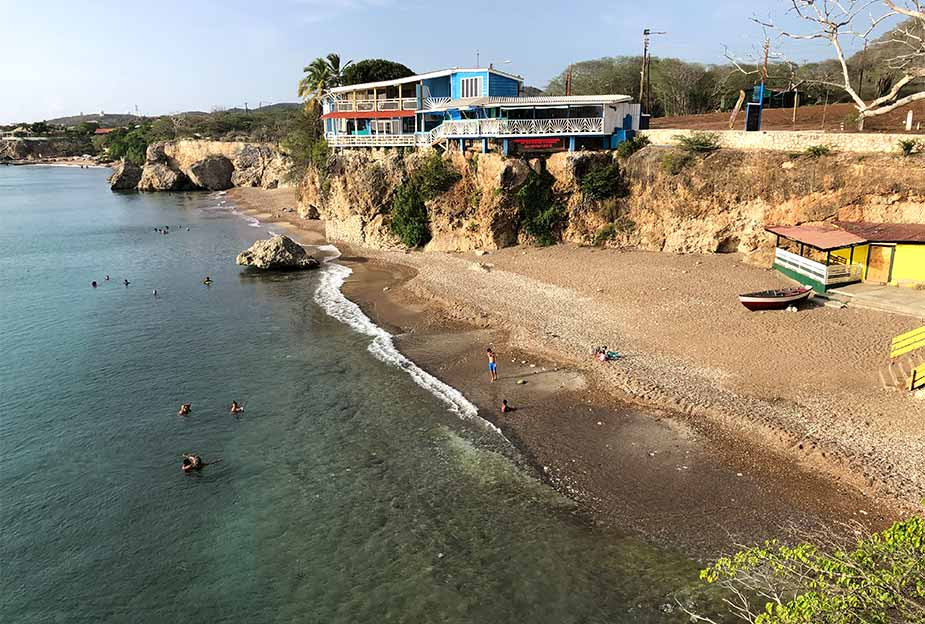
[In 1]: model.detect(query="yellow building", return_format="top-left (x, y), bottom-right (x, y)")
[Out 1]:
top-left (765, 222), bottom-right (925, 292)
top-left (834, 222), bottom-right (925, 286)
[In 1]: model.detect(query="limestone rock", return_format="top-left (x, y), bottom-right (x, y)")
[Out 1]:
top-left (145, 142), bottom-right (168, 164)
top-left (236, 235), bottom-right (320, 270)
top-left (138, 162), bottom-right (190, 191)
top-left (108, 160), bottom-right (142, 190)
top-left (188, 156), bottom-right (233, 190)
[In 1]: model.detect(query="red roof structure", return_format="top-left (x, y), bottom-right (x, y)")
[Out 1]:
top-left (765, 225), bottom-right (867, 250)
top-left (834, 221), bottom-right (925, 244)
top-left (320, 110), bottom-right (415, 120)
top-left (94, 127), bottom-right (115, 135)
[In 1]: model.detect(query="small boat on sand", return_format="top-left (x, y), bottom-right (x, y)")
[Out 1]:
top-left (738, 286), bottom-right (813, 311)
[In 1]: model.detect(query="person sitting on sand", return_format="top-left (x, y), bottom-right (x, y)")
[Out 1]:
top-left (501, 399), bottom-right (515, 414)
top-left (487, 348), bottom-right (498, 383)
top-left (229, 400), bottom-right (244, 414)
top-left (178, 403), bottom-right (192, 416)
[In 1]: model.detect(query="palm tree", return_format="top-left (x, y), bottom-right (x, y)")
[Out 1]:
top-left (298, 53), bottom-right (352, 109)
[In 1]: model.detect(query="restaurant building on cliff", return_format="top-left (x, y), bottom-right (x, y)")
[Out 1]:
top-left (320, 66), bottom-right (641, 155)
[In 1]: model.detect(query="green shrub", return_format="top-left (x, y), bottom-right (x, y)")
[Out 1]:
top-left (700, 511), bottom-right (925, 624)
top-left (676, 131), bottom-right (720, 153)
top-left (517, 169), bottom-right (566, 246)
top-left (593, 224), bottom-right (616, 245)
top-left (615, 134), bottom-right (650, 159)
top-left (389, 181), bottom-right (430, 248)
top-left (414, 151), bottom-right (461, 200)
top-left (805, 144), bottom-right (833, 158)
top-left (579, 162), bottom-right (628, 201)
top-left (102, 125), bottom-right (152, 166)
top-left (898, 138), bottom-right (921, 157)
top-left (387, 152), bottom-right (460, 248)
top-left (661, 151), bottom-right (692, 175)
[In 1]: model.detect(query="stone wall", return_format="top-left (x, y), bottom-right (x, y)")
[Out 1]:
top-left (641, 128), bottom-right (915, 154)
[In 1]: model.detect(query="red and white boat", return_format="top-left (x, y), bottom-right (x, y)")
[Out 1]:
top-left (738, 286), bottom-right (813, 311)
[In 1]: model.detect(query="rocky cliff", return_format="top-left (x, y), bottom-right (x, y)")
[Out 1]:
top-left (0, 137), bottom-right (93, 162)
top-left (116, 140), bottom-right (291, 191)
top-left (297, 147), bottom-right (925, 258)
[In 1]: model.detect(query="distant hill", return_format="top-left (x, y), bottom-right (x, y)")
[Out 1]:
top-left (42, 103), bottom-right (301, 128)
top-left (45, 113), bottom-right (147, 127)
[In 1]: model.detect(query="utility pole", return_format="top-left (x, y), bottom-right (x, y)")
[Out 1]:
top-left (638, 28), bottom-right (666, 116)
top-left (565, 65), bottom-right (573, 96)
top-left (476, 49), bottom-right (480, 68)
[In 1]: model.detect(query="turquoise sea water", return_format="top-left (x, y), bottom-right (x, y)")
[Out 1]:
top-left (0, 166), bottom-right (710, 623)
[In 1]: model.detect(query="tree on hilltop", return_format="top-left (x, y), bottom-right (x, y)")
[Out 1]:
top-left (341, 59), bottom-right (414, 86)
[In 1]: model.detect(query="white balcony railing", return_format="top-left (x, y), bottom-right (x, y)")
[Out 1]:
top-left (326, 132), bottom-right (418, 147)
top-left (331, 97), bottom-right (419, 113)
top-left (431, 117), bottom-right (605, 141)
top-left (773, 248), bottom-right (864, 286)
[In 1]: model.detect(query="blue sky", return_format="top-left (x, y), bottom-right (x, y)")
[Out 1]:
top-left (0, 0), bottom-right (878, 124)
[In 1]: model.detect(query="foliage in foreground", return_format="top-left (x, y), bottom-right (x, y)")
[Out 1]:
top-left (389, 152), bottom-right (461, 248)
top-left (676, 131), bottom-right (720, 153)
top-left (898, 138), bottom-right (922, 157)
top-left (579, 161), bottom-right (628, 201)
top-left (805, 144), bottom-right (834, 158)
top-left (615, 134), bottom-right (651, 159)
top-left (697, 511), bottom-right (925, 624)
top-left (516, 167), bottom-right (566, 246)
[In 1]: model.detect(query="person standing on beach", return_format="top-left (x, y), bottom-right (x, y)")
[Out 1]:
top-left (487, 348), bottom-right (498, 383)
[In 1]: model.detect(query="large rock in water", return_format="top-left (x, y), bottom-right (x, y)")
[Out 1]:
top-left (138, 162), bottom-right (190, 191)
top-left (236, 235), bottom-right (320, 270)
top-left (188, 155), bottom-right (233, 190)
top-left (108, 160), bottom-right (142, 190)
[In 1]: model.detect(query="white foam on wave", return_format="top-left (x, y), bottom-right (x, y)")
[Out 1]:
top-left (313, 260), bottom-right (506, 440)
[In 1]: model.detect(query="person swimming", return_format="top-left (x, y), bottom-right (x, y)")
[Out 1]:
top-left (202, 276), bottom-right (213, 286)
top-left (181, 454), bottom-right (222, 472)
top-left (105, 275), bottom-right (110, 281)
top-left (177, 403), bottom-right (192, 416)
top-left (153, 289), bottom-right (158, 297)
top-left (124, 279), bottom-right (130, 287)
top-left (91, 281), bottom-right (97, 288)
top-left (229, 400), bottom-right (244, 414)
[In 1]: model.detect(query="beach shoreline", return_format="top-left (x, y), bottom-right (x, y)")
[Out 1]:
top-left (225, 186), bottom-right (921, 556)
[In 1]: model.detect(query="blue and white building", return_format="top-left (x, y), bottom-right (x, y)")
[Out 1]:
top-left (321, 66), bottom-right (640, 154)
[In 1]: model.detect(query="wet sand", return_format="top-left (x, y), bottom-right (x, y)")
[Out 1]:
top-left (341, 260), bottom-right (893, 556)
top-left (225, 186), bottom-right (914, 556)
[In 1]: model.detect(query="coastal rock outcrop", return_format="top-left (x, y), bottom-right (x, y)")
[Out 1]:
top-left (187, 156), bottom-right (234, 191)
top-left (108, 160), bottom-right (142, 190)
top-left (236, 235), bottom-right (320, 270)
top-left (121, 140), bottom-right (291, 192)
top-left (138, 162), bottom-right (190, 191)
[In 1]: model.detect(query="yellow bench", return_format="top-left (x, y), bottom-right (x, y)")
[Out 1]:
top-left (891, 326), bottom-right (925, 359)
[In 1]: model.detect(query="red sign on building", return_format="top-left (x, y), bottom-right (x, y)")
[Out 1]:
top-left (512, 137), bottom-right (564, 152)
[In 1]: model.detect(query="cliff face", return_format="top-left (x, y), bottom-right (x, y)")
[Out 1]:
top-left (118, 140), bottom-right (291, 191)
top-left (297, 147), bottom-right (925, 257)
top-left (0, 137), bottom-right (93, 162)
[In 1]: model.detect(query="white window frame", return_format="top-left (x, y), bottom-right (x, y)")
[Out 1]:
top-left (460, 76), bottom-right (483, 99)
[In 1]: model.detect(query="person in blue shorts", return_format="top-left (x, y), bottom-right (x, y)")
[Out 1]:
top-left (487, 348), bottom-right (498, 382)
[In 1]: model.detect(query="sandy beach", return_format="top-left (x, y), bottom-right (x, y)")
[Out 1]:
top-left (228, 186), bottom-right (923, 555)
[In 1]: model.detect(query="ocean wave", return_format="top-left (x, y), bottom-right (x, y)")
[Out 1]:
top-left (314, 261), bottom-right (505, 440)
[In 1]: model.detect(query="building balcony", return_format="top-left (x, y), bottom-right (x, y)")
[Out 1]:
top-left (773, 247), bottom-right (864, 290)
top-left (430, 117), bottom-right (606, 141)
top-left (325, 132), bottom-right (426, 147)
top-left (333, 98), bottom-right (418, 113)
